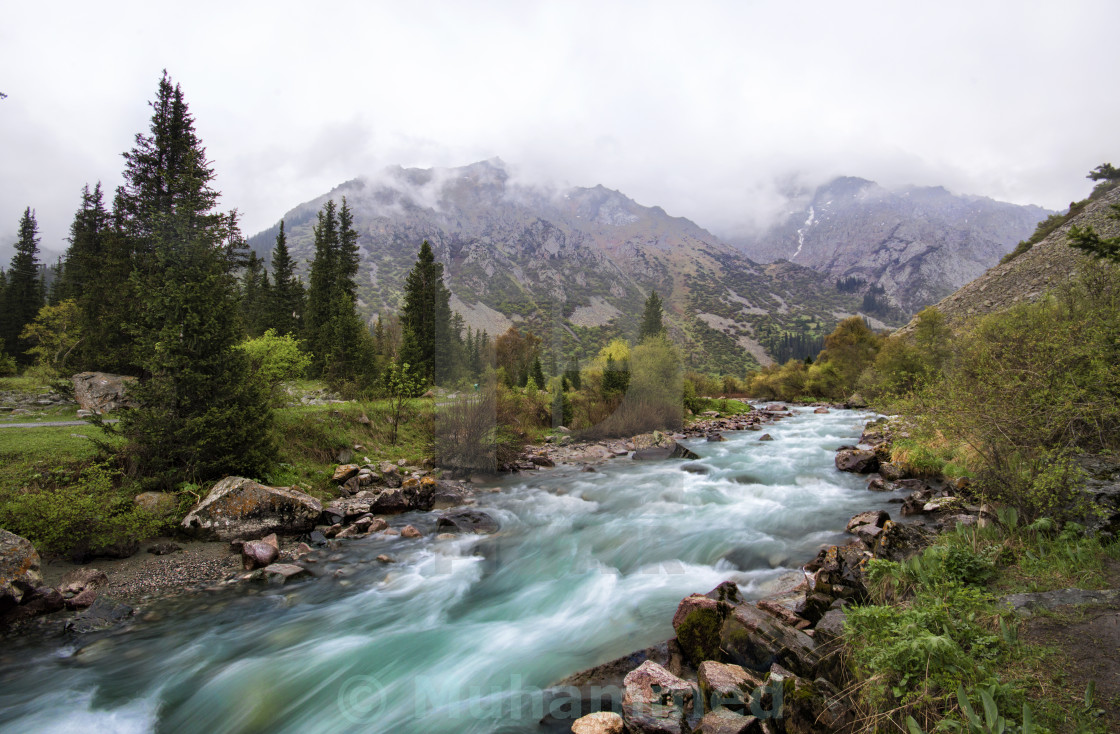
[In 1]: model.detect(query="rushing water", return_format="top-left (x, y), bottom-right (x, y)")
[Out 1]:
top-left (0, 407), bottom-right (897, 734)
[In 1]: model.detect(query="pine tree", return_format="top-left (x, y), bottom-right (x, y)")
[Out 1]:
top-left (114, 71), bottom-right (275, 486)
top-left (399, 240), bottom-right (454, 383)
top-left (2, 207), bottom-right (44, 360)
top-left (304, 199), bottom-right (339, 372)
top-left (240, 250), bottom-right (269, 337)
top-left (530, 356), bottom-right (546, 389)
top-left (267, 220), bottom-right (304, 336)
top-left (639, 290), bottom-right (665, 341)
top-left (301, 197), bottom-right (373, 391)
top-left (1069, 204), bottom-right (1120, 263)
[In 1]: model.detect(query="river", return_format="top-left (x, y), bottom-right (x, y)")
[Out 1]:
top-left (0, 406), bottom-right (893, 734)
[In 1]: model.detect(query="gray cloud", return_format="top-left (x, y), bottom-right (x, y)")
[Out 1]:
top-left (2, 0), bottom-right (1117, 262)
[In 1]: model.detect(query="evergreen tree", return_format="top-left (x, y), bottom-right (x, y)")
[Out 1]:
top-left (302, 197), bottom-right (372, 390)
top-left (530, 356), bottom-right (546, 389)
top-left (639, 290), bottom-right (665, 341)
top-left (240, 250), bottom-right (269, 336)
top-left (304, 199), bottom-right (339, 371)
top-left (1069, 204), bottom-right (1120, 263)
top-left (399, 241), bottom-right (454, 383)
top-left (113, 71), bottom-right (274, 486)
top-left (2, 207), bottom-right (44, 360)
top-left (58, 184), bottom-right (110, 305)
top-left (267, 220), bottom-right (304, 336)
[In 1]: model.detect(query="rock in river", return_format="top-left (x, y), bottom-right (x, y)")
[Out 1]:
top-left (0, 529), bottom-right (42, 613)
top-left (181, 477), bottom-right (323, 541)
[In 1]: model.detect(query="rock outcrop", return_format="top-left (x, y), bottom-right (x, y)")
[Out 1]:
top-left (181, 477), bottom-right (323, 541)
top-left (0, 529), bottom-right (42, 613)
top-left (71, 371), bottom-right (137, 413)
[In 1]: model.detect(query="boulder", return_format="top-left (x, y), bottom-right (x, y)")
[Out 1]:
top-left (431, 481), bottom-right (473, 509)
top-left (181, 477), bottom-right (322, 541)
top-left (694, 708), bottom-right (761, 734)
top-left (834, 449), bottom-right (879, 474)
top-left (632, 442), bottom-right (701, 461)
top-left (0, 529), bottom-right (42, 613)
top-left (401, 525), bottom-right (422, 539)
top-left (697, 661), bottom-right (763, 713)
top-left (1001, 588), bottom-right (1120, 617)
top-left (720, 604), bottom-right (822, 679)
top-left (332, 464), bottom-right (361, 483)
top-left (241, 539), bottom-right (280, 570)
top-left (707, 433), bottom-right (727, 442)
top-left (263, 563), bottom-right (311, 584)
top-left (873, 520), bottom-right (933, 563)
top-left (621, 660), bottom-right (693, 734)
top-left (845, 510), bottom-right (889, 534)
top-left (780, 676), bottom-right (854, 734)
top-left (878, 462), bottom-right (905, 481)
top-left (71, 371), bottom-right (136, 413)
top-left (813, 609), bottom-right (847, 646)
top-left (758, 434), bottom-right (773, 442)
top-left (133, 491), bottom-right (179, 518)
top-left (571, 711), bottom-right (625, 734)
top-left (805, 545), bottom-right (869, 601)
top-left (813, 407), bottom-right (830, 414)
top-left (58, 567), bottom-right (108, 609)
top-left (436, 510), bottom-right (499, 535)
top-left (66, 596), bottom-right (133, 633)
top-left (3, 585), bottom-right (65, 623)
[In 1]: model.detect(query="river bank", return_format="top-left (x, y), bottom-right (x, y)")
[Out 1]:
top-left (0, 405), bottom-right (893, 733)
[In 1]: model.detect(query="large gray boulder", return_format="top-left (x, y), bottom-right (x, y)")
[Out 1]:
top-left (720, 604), bottom-right (823, 679)
top-left (0, 529), bottom-right (42, 614)
top-left (71, 371), bottom-right (136, 414)
top-left (622, 660), bottom-right (694, 734)
top-left (834, 449), bottom-right (879, 474)
top-left (632, 441), bottom-right (701, 461)
top-left (181, 477), bottom-right (323, 541)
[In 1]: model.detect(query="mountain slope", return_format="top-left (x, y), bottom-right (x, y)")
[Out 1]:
top-left (249, 160), bottom-right (891, 373)
top-left (895, 183), bottom-right (1120, 335)
top-left (734, 177), bottom-right (1052, 314)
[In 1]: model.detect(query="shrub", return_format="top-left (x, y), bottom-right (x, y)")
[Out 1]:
top-left (238, 329), bottom-right (313, 403)
top-left (0, 463), bottom-right (159, 561)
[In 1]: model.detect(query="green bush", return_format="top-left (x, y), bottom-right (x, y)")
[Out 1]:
top-left (238, 329), bottom-right (313, 403)
top-left (0, 463), bottom-right (159, 561)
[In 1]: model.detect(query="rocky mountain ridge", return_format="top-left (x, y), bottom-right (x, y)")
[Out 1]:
top-left (896, 183), bottom-right (1120, 335)
top-left (249, 160), bottom-right (882, 373)
top-left (733, 177), bottom-right (1053, 314)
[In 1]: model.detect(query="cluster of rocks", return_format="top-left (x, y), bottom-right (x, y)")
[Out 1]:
top-left (559, 415), bottom-right (994, 733)
top-left (175, 472), bottom-right (499, 585)
top-left (0, 389), bottom-right (74, 418)
top-left (1, 529), bottom-right (131, 631)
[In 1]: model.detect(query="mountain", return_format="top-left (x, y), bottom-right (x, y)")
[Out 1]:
top-left (895, 183), bottom-right (1120, 336)
top-left (732, 177), bottom-right (1053, 314)
top-left (248, 160), bottom-right (892, 374)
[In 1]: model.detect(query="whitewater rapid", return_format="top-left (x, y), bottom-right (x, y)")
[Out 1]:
top-left (0, 406), bottom-right (893, 733)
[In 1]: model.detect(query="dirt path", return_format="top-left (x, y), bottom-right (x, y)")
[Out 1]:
top-left (1021, 561), bottom-right (1120, 732)
top-left (0, 419), bottom-right (118, 428)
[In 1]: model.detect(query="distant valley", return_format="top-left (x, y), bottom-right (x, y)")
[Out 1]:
top-left (249, 161), bottom-right (1050, 372)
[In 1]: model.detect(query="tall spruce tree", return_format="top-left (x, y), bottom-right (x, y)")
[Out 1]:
top-left (303, 197), bottom-right (371, 390)
top-left (240, 250), bottom-right (269, 337)
top-left (267, 220), bottom-right (304, 336)
top-left (2, 208), bottom-right (44, 360)
top-left (114, 71), bottom-right (274, 486)
top-left (399, 240), bottom-right (453, 383)
top-left (639, 290), bottom-right (664, 341)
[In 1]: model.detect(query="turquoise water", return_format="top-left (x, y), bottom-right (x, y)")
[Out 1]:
top-left (0, 407), bottom-right (893, 733)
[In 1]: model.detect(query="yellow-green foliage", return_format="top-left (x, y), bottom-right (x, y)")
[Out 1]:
top-left (900, 262), bottom-right (1120, 519)
top-left (579, 335), bottom-right (683, 438)
top-left (238, 329), bottom-right (313, 403)
top-left (747, 316), bottom-right (885, 401)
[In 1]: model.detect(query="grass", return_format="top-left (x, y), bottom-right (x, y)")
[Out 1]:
top-left (845, 513), bottom-right (1119, 733)
top-left (0, 405), bottom-right (82, 424)
top-left (267, 397), bottom-right (435, 499)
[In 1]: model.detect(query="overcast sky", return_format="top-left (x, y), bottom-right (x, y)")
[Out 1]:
top-left (2, 1), bottom-right (1118, 261)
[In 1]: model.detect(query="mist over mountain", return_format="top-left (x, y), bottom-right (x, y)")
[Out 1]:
top-left (248, 160), bottom-right (881, 374)
top-left (729, 177), bottom-right (1053, 314)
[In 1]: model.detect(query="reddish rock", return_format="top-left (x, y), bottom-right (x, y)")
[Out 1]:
top-left (401, 525), bottom-right (422, 539)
